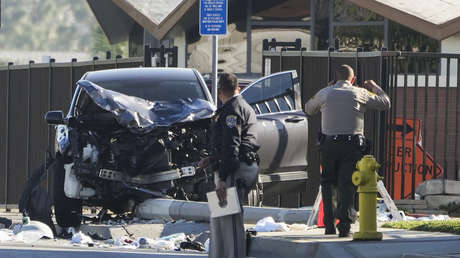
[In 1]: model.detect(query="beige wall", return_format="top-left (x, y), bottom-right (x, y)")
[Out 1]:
top-left (186, 24), bottom-right (310, 74)
top-left (441, 32), bottom-right (460, 79)
top-left (166, 26), bottom-right (187, 68)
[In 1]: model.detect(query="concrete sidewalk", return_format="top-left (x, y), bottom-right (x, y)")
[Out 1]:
top-left (3, 210), bottom-right (460, 258)
top-left (248, 223), bottom-right (460, 258)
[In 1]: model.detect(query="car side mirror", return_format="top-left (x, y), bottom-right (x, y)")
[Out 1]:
top-left (45, 111), bottom-right (65, 125)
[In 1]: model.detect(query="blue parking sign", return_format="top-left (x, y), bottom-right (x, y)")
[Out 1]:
top-left (199, 0), bottom-right (227, 35)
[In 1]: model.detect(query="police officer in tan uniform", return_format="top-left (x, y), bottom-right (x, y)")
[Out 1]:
top-left (305, 64), bottom-right (390, 237)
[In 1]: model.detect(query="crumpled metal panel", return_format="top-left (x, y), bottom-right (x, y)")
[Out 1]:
top-left (78, 80), bottom-right (215, 134)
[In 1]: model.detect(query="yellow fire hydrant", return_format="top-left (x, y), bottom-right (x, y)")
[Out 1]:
top-left (351, 155), bottom-right (383, 241)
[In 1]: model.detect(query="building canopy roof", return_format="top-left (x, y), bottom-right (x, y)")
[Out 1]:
top-left (349, 0), bottom-right (460, 40)
top-left (88, 0), bottom-right (460, 43)
top-left (87, 0), bottom-right (307, 43)
top-left (87, 0), bottom-right (196, 43)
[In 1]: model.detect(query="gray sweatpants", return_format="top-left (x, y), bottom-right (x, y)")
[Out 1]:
top-left (209, 162), bottom-right (259, 258)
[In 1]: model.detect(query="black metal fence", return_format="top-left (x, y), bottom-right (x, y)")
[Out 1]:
top-left (385, 53), bottom-right (460, 199)
top-left (262, 49), bottom-right (460, 202)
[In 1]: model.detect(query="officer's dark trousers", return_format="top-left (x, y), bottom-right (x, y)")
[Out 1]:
top-left (210, 162), bottom-right (258, 258)
top-left (319, 138), bottom-right (362, 230)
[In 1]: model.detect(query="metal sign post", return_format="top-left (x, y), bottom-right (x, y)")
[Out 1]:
top-left (199, 0), bottom-right (228, 105)
top-left (212, 35), bottom-right (218, 104)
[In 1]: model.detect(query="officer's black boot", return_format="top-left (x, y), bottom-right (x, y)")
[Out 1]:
top-left (325, 225), bottom-right (336, 235)
top-left (321, 184), bottom-right (336, 235)
top-left (337, 222), bottom-right (351, 237)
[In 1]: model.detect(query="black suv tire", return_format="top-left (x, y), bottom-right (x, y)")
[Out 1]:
top-left (53, 155), bottom-right (82, 228)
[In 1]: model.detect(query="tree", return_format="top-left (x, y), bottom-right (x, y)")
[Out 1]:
top-left (316, 0), bottom-right (439, 53)
top-left (0, 0), bottom-right (96, 51)
top-left (91, 26), bottom-right (128, 58)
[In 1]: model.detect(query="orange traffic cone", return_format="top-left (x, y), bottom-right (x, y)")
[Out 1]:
top-left (317, 198), bottom-right (339, 227)
top-left (317, 199), bottom-right (325, 227)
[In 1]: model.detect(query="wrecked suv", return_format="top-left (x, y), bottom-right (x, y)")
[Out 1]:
top-left (46, 68), bottom-right (308, 228)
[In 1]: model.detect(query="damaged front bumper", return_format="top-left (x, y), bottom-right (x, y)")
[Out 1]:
top-left (98, 166), bottom-right (197, 185)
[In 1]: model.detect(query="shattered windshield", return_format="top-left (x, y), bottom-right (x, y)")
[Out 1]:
top-left (76, 80), bottom-right (215, 134)
top-left (89, 79), bottom-right (207, 102)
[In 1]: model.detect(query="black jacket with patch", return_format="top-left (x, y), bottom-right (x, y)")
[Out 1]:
top-left (211, 95), bottom-right (259, 181)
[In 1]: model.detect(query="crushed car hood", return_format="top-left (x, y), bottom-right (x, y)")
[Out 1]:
top-left (78, 80), bottom-right (216, 134)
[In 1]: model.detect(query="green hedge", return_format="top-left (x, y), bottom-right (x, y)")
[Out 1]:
top-left (382, 220), bottom-right (460, 234)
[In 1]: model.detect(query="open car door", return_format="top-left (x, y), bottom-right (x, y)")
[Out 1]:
top-left (241, 71), bottom-right (308, 183)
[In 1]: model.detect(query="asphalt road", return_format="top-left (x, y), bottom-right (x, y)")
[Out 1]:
top-left (0, 246), bottom-right (207, 258)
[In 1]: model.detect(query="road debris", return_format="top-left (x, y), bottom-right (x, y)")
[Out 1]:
top-left (14, 220), bottom-right (54, 243)
top-left (114, 236), bottom-right (140, 249)
top-left (0, 217), bottom-right (12, 229)
top-left (0, 230), bottom-right (13, 242)
top-left (254, 217), bottom-right (289, 232)
top-left (403, 214), bottom-right (451, 221)
top-left (180, 237), bottom-right (205, 251)
top-left (71, 231), bottom-right (94, 245)
top-left (376, 198), bottom-right (452, 222)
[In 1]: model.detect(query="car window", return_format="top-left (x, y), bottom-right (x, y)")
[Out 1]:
top-left (267, 100), bottom-right (279, 113)
top-left (261, 73), bottom-right (292, 102)
top-left (277, 97), bottom-right (291, 111)
top-left (241, 81), bottom-right (264, 104)
top-left (257, 103), bottom-right (270, 114)
top-left (242, 72), bottom-right (295, 113)
top-left (90, 79), bottom-right (207, 102)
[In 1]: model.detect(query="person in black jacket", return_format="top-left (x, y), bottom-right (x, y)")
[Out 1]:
top-left (200, 72), bottom-right (259, 258)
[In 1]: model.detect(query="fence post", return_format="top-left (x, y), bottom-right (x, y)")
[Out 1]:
top-left (294, 38), bottom-right (301, 50)
top-left (4, 62), bottom-right (13, 210)
top-left (144, 45), bottom-right (151, 67)
top-left (442, 58), bottom-right (451, 193)
top-left (92, 57), bottom-right (98, 71)
top-left (159, 45), bottom-right (166, 67)
top-left (377, 48), bottom-right (388, 179)
top-left (411, 58), bottom-right (419, 199)
top-left (47, 58), bottom-right (55, 193)
top-left (271, 38), bottom-right (276, 51)
top-left (299, 47), bottom-right (305, 92)
top-left (355, 47), bottom-right (363, 86)
top-left (327, 47), bottom-right (334, 82)
top-left (71, 58), bottom-right (77, 98)
top-left (279, 48), bottom-right (285, 72)
top-left (26, 60), bottom-right (34, 180)
top-left (263, 39), bottom-right (269, 51)
top-left (172, 46), bottom-right (178, 67)
top-left (456, 58), bottom-right (460, 181)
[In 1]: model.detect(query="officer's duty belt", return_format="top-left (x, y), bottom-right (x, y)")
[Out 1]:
top-left (324, 134), bottom-right (364, 142)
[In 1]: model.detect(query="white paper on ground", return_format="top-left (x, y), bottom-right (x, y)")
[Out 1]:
top-left (207, 187), bottom-right (241, 218)
top-left (159, 233), bottom-right (186, 243)
top-left (138, 237), bottom-right (155, 247)
top-left (254, 217), bottom-right (289, 232)
top-left (289, 223), bottom-right (312, 231)
top-left (150, 239), bottom-right (176, 250)
top-left (377, 210), bottom-right (451, 222)
top-left (14, 221), bottom-right (54, 243)
top-left (71, 231), bottom-right (93, 244)
top-left (114, 236), bottom-right (140, 249)
top-left (15, 230), bottom-right (44, 243)
top-left (0, 230), bottom-right (13, 242)
top-left (136, 233), bottom-right (187, 250)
